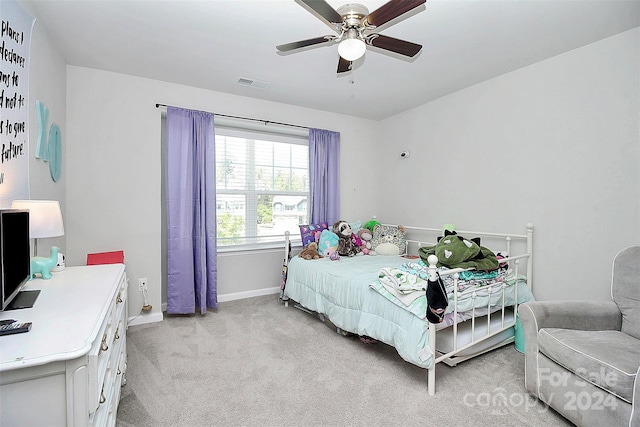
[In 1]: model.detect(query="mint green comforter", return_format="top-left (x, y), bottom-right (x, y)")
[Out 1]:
top-left (284, 254), bottom-right (533, 369)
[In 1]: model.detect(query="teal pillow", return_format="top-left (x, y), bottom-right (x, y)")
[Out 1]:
top-left (318, 229), bottom-right (339, 257)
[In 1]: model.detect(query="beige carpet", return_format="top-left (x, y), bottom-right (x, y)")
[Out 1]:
top-left (116, 295), bottom-right (570, 427)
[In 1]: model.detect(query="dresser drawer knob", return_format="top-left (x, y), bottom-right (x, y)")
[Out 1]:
top-left (99, 336), bottom-right (109, 354)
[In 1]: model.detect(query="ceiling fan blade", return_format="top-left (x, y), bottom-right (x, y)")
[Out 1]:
top-left (277, 35), bottom-right (336, 52)
top-left (365, 0), bottom-right (426, 28)
top-left (299, 0), bottom-right (343, 24)
top-left (368, 34), bottom-right (422, 57)
top-left (337, 56), bottom-right (352, 73)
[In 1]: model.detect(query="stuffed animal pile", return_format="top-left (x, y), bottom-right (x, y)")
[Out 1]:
top-left (299, 218), bottom-right (386, 260)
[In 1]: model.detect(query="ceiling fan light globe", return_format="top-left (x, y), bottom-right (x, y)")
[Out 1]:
top-left (338, 38), bottom-right (366, 61)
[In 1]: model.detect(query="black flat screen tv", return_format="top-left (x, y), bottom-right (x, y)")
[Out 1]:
top-left (0, 209), bottom-right (32, 311)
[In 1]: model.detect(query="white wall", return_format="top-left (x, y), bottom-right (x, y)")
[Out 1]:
top-left (25, 13), bottom-right (67, 255)
top-left (31, 14), bottom-right (639, 321)
top-left (374, 28), bottom-right (640, 301)
top-left (65, 67), bottom-right (378, 323)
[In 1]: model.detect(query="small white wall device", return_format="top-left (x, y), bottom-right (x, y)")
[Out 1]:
top-left (400, 151), bottom-right (410, 158)
top-left (51, 252), bottom-right (65, 272)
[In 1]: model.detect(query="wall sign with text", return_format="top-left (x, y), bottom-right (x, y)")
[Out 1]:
top-left (0, 0), bottom-right (35, 207)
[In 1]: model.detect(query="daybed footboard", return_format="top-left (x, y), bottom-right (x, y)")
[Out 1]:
top-left (281, 223), bottom-right (534, 396)
top-left (426, 252), bottom-right (530, 394)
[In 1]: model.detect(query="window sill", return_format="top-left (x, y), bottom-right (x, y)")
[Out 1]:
top-left (217, 240), bottom-right (301, 255)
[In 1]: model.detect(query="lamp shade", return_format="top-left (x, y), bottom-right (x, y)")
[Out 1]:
top-left (11, 200), bottom-right (65, 238)
top-left (338, 38), bottom-right (366, 61)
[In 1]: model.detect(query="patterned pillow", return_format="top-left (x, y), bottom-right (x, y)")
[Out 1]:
top-left (299, 223), bottom-right (329, 247)
top-left (318, 229), bottom-right (339, 257)
top-left (371, 224), bottom-right (406, 255)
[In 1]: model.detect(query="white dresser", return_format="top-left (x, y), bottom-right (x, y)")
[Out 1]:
top-left (0, 264), bottom-right (128, 427)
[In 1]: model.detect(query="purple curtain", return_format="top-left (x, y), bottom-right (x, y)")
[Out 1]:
top-left (166, 107), bottom-right (217, 314)
top-left (309, 128), bottom-right (340, 225)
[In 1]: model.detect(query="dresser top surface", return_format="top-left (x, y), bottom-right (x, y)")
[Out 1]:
top-left (0, 264), bottom-right (126, 371)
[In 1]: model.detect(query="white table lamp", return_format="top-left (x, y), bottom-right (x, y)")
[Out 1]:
top-left (11, 200), bottom-right (65, 257)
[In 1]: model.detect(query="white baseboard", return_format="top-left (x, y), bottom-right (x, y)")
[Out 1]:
top-left (159, 286), bottom-right (280, 313)
top-left (128, 311), bottom-right (164, 327)
top-left (217, 286), bottom-right (280, 302)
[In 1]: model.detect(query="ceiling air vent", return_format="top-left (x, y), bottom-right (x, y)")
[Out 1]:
top-left (236, 77), bottom-right (270, 90)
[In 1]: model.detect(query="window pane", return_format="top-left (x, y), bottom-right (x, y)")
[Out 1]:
top-left (225, 164), bottom-right (247, 190)
top-left (216, 194), bottom-right (246, 246)
top-left (215, 128), bottom-right (309, 247)
top-left (291, 144), bottom-right (308, 169)
top-left (216, 136), bottom-right (247, 190)
top-left (292, 168), bottom-right (309, 192)
top-left (273, 167), bottom-right (291, 191)
top-left (255, 140), bottom-right (274, 167)
top-left (273, 143), bottom-right (291, 167)
top-left (255, 166), bottom-right (274, 191)
top-left (270, 195), bottom-right (308, 239)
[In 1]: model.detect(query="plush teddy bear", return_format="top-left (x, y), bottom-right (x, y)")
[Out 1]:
top-left (357, 228), bottom-right (376, 255)
top-left (298, 242), bottom-right (321, 260)
top-left (332, 220), bottom-right (361, 257)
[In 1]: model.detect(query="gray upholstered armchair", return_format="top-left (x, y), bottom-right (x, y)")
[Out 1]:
top-left (519, 246), bottom-right (640, 427)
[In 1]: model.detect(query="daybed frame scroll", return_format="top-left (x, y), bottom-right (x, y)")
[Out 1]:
top-left (281, 223), bottom-right (534, 396)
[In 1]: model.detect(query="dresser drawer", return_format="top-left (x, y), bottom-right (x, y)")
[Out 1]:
top-left (88, 271), bottom-right (128, 413)
top-left (91, 286), bottom-right (128, 426)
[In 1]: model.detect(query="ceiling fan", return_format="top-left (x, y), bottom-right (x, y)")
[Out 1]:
top-left (277, 0), bottom-right (426, 73)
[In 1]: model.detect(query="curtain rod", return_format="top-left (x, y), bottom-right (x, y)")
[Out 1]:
top-left (155, 103), bottom-right (310, 130)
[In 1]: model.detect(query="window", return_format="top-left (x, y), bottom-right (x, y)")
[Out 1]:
top-left (215, 125), bottom-right (309, 248)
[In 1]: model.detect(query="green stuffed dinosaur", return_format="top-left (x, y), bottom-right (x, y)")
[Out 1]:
top-left (418, 230), bottom-right (498, 271)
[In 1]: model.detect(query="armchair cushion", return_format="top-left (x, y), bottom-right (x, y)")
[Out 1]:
top-left (538, 328), bottom-right (640, 403)
top-left (612, 246), bottom-right (640, 340)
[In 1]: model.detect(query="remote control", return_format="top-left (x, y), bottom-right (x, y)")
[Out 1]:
top-left (0, 322), bottom-right (32, 336)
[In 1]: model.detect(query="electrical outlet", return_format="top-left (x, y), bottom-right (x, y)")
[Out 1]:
top-left (138, 278), bottom-right (147, 291)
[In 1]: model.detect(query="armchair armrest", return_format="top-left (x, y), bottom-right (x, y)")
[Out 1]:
top-left (518, 301), bottom-right (622, 395)
top-left (519, 300), bottom-right (622, 333)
